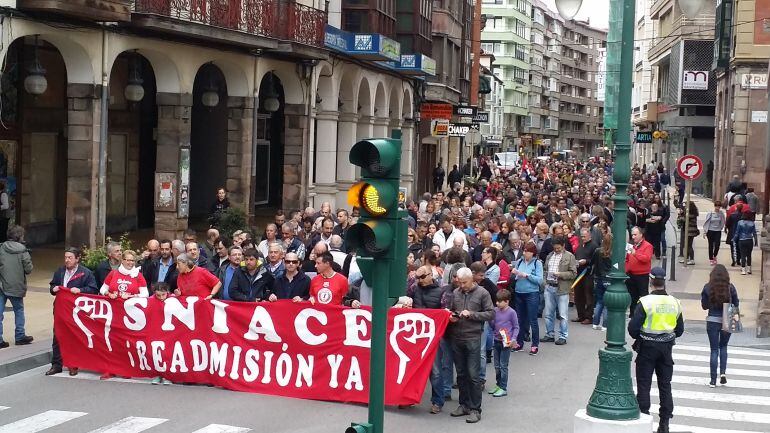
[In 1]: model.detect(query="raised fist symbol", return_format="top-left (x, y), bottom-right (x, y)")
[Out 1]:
top-left (73, 297), bottom-right (114, 352)
top-left (389, 313), bottom-right (436, 384)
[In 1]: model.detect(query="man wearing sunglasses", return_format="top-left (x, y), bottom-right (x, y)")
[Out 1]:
top-left (412, 265), bottom-right (445, 414)
top-left (269, 252), bottom-right (310, 302)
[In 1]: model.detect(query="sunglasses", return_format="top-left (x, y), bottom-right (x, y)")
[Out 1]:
top-left (285, 260), bottom-right (299, 264)
top-left (416, 274), bottom-right (430, 279)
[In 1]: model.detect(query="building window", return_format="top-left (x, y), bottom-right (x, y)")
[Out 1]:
top-left (344, 11), bottom-right (367, 33)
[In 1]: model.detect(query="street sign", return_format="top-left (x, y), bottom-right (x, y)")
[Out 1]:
top-left (430, 119), bottom-right (449, 136)
top-left (420, 103), bottom-right (453, 120)
top-left (472, 111), bottom-right (489, 123)
top-left (676, 154), bottom-right (703, 180)
top-left (465, 129), bottom-right (481, 147)
top-left (636, 131), bottom-right (653, 143)
top-left (447, 122), bottom-right (479, 137)
top-left (453, 105), bottom-right (477, 116)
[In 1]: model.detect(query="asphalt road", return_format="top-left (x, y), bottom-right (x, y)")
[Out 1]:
top-left (0, 321), bottom-right (606, 433)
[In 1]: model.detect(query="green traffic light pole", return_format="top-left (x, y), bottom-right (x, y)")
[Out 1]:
top-left (555, 0), bottom-right (638, 421)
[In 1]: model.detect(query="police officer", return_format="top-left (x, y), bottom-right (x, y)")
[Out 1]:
top-left (628, 266), bottom-right (684, 433)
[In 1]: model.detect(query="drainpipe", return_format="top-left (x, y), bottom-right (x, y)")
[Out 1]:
top-left (96, 27), bottom-right (109, 246)
top-left (252, 53), bottom-right (260, 216)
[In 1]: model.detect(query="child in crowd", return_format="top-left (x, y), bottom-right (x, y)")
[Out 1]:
top-left (150, 283), bottom-right (173, 386)
top-left (489, 289), bottom-right (519, 397)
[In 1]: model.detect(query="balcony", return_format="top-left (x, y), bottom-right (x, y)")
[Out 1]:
top-left (132, 0), bottom-right (327, 50)
top-left (648, 13), bottom-right (714, 62)
top-left (19, 0), bottom-right (131, 21)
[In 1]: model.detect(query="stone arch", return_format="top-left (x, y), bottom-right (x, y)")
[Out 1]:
top-left (209, 58), bottom-right (250, 98)
top-left (388, 84), bottom-right (402, 120)
top-left (32, 33), bottom-right (94, 84)
top-left (265, 62), bottom-right (303, 105)
top-left (374, 81), bottom-right (387, 117)
top-left (402, 87), bottom-right (414, 118)
top-left (316, 62), bottom-right (338, 112)
top-left (108, 46), bottom-right (182, 94)
top-left (357, 76), bottom-right (372, 117)
top-left (338, 67), bottom-right (359, 114)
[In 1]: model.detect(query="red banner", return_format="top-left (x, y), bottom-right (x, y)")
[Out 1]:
top-left (53, 292), bottom-right (449, 405)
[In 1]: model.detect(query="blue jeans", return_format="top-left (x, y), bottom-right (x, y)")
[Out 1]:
top-left (439, 338), bottom-right (454, 398)
top-left (592, 278), bottom-right (609, 327)
top-left (515, 291), bottom-right (540, 348)
top-left (430, 338), bottom-right (449, 407)
top-left (0, 292), bottom-right (25, 342)
top-left (706, 321), bottom-right (731, 384)
top-left (479, 322), bottom-right (491, 380)
top-left (493, 340), bottom-right (511, 391)
top-left (543, 285), bottom-right (569, 340)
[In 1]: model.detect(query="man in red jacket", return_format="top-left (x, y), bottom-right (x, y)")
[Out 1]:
top-left (625, 226), bottom-right (653, 318)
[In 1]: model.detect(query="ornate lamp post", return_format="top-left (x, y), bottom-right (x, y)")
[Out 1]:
top-left (554, 0), bottom-right (707, 426)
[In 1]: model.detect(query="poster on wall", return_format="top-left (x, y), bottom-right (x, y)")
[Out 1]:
top-left (178, 148), bottom-right (190, 218)
top-left (155, 173), bottom-right (177, 211)
top-left (0, 140), bottom-right (17, 224)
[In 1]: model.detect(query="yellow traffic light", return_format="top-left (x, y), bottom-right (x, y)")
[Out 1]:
top-left (348, 180), bottom-right (396, 218)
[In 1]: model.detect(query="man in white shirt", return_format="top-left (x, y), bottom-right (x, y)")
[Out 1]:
top-left (433, 217), bottom-right (468, 252)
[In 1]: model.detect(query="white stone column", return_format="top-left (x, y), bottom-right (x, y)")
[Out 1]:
top-left (314, 110), bottom-right (340, 209)
top-left (373, 116), bottom-right (390, 137)
top-left (395, 119), bottom-right (414, 197)
top-left (336, 112), bottom-right (360, 206)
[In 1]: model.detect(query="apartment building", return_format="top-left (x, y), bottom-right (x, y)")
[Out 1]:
top-left (713, 0), bottom-right (770, 207)
top-left (632, 0), bottom-right (659, 165)
top-left (480, 53), bottom-right (506, 151)
top-left (481, 0), bottom-right (532, 149)
top-left (558, 19), bottom-right (607, 158)
top-left (648, 0), bottom-right (715, 194)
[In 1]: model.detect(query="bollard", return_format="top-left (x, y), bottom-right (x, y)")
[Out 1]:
top-left (669, 246), bottom-right (676, 281)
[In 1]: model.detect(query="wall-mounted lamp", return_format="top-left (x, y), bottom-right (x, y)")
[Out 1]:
top-left (24, 36), bottom-right (48, 96)
top-left (124, 52), bottom-right (145, 103)
top-left (201, 64), bottom-right (219, 108)
top-left (262, 71), bottom-right (281, 113)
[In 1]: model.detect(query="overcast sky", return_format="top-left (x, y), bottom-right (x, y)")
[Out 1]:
top-left (543, 0), bottom-right (610, 30)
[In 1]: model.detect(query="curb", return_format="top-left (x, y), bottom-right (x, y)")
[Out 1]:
top-left (0, 347), bottom-right (52, 379)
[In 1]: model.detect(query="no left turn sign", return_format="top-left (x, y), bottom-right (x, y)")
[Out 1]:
top-left (676, 154), bottom-right (703, 180)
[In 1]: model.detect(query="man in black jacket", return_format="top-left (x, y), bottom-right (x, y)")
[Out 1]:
top-left (228, 248), bottom-right (273, 302)
top-left (573, 228), bottom-right (597, 324)
top-left (143, 240), bottom-right (178, 293)
top-left (47, 247), bottom-right (97, 376)
top-left (269, 252), bottom-right (310, 301)
top-left (95, 241), bottom-right (121, 287)
top-left (413, 265), bottom-right (446, 414)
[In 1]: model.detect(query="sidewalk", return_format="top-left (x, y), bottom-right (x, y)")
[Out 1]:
top-left (661, 193), bottom-right (768, 349)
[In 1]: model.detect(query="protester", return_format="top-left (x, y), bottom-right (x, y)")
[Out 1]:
top-left (541, 237), bottom-right (577, 345)
top-left (702, 201), bottom-right (726, 265)
top-left (446, 267), bottom-right (494, 423)
top-left (700, 264), bottom-right (739, 388)
top-left (733, 211), bottom-right (757, 275)
top-left (625, 226), bottom-right (653, 317)
top-left (216, 246), bottom-right (243, 300)
top-left (95, 241), bottom-right (122, 287)
top-left (591, 232), bottom-right (613, 331)
top-left (149, 283), bottom-right (173, 385)
top-left (309, 252), bottom-right (358, 307)
top-left (573, 227), bottom-right (597, 325)
top-left (412, 265), bottom-right (445, 413)
top-left (269, 252), bottom-right (310, 301)
top-left (488, 289), bottom-right (518, 397)
top-left (175, 253), bottom-right (221, 299)
top-left (46, 247), bottom-right (97, 376)
top-left (0, 225), bottom-right (34, 348)
top-left (229, 248), bottom-right (273, 302)
top-left (512, 242), bottom-right (542, 355)
top-left (258, 223), bottom-right (279, 258)
top-left (99, 250), bottom-right (148, 300)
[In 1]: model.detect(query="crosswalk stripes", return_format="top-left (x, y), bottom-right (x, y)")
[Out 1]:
top-left (86, 416), bottom-right (168, 433)
top-left (0, 407), bottom-right (252, 433)
top-left (640, 343), bottom-right (770, 433)
top-left (0, 409), bottom-right (87, 433)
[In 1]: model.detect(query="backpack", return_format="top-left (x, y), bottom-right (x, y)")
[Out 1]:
top-left (515, 258), bottom-right (545, 290)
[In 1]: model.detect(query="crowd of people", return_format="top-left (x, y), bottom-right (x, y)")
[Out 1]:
top-left (0, 153), bottom-right (756, 429)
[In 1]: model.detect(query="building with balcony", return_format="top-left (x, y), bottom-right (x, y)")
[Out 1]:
top-left (713, 0), bottom-right (770, 208)
top-left (481, 0), bottom-right (531, 148)
top-left (648, 0), bottom-right (715, 194)
top-left (479, 53), bottom-right (506, 153)
top-left (558, 19), bottom-right (606, 158)
top-left (0, 0), bottom-right (430, 247)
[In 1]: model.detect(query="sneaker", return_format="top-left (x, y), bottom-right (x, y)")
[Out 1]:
top-left (686, 260), bottom-right (695, 265)
top-left (720, 374), bottom-right (727, 385)
top-left (555, 338), bottom-right (567, 345)
top-left (541, 335), bottom-right (555, 343)
top-left (430, 404), bottom-right (442, 414)
top-left (592, 324), bottom-right (602, 330)
top-left (0, 341), bottom-right (8, 349)
top-left (465, 410), bottom-right (481, 423)
top-left (161, 378), bottom-right (173, 385)
top-left (492, 388), bottom-right (508, 397)
top-left (748, 267), bottom-right (752, 275)
top-left (529, 347), bottom-right (539, 356)
top-left (741, 267), bottom-right (747, 275)
top-left (151, 377), bottom-right (162, 385)
top-left (512, 346), bottom-right (524, 352)
top-left (450, 406), bottom-right (470, 417)
top-left (488, 386), bottom-right (500, 395)
top-left (679, 258), bottom-right (684, 263)
top-left (600, 326), bottom-right (607, 331)
top-left (15, 335), bottom-right (33, 345)
top-left (68, 368), bottom-right (79, 376)
top-left (708, 382), bottom-right (716, 388)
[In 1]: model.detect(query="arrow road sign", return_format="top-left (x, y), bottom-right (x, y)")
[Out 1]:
top-left (676, 154), bottom-right (703, 180)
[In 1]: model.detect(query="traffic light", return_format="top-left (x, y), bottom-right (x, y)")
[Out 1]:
top-left (344, 130), bottom-right (409, 433)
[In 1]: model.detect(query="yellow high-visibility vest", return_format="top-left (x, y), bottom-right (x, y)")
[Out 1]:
top-left (640, 294), bottom-right (681, 334)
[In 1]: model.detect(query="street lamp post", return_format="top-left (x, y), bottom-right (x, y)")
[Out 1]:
top-left (555, 0), bottom-right (707, 429)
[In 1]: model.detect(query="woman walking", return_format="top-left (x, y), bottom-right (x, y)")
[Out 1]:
top-left (591, 232), bottom-right (612, 331)
top-left (702, 201), bottom-right (726, 265)
top-left (733, 212), bottom-right (757, 275)
top-left (700, 265), bottom-right (739, 387)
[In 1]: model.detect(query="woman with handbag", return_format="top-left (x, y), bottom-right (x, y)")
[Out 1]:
top-left (700, 264), bottom-right (739, 388)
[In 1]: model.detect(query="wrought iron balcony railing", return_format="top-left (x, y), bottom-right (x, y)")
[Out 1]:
top-left (133, 0), bottom-right (327, 47)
